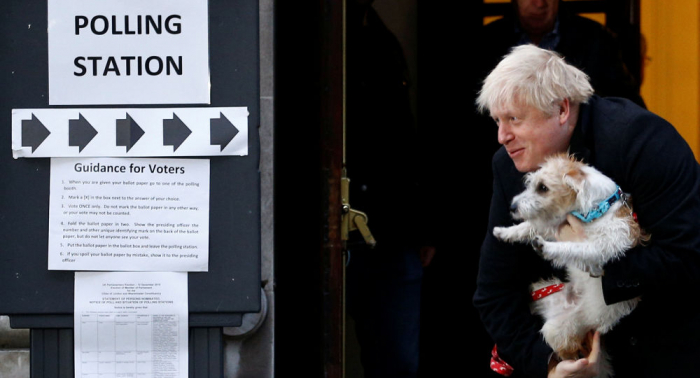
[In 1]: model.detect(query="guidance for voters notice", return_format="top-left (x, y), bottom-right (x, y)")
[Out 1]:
top-left (74, 272), bottom-right (188, 378)
top-left (49, 157), bottom-right (210, 271)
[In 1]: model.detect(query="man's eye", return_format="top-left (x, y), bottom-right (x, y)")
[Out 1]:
top-left (537, 183), bottom-right (548, 193)
top-left (510, 116), bottom-right (519, 122)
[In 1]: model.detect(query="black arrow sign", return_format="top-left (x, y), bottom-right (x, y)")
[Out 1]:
top-left (163, 113), bottom-right (191, 151)
top-left (116, 113), bottom-right (145, 152)
top-left (22, 114), bottom-right (51, 153)
top-left (210, 112), bottom-right (239, 151)
top-left (69, 113), bottom-right (98, 152)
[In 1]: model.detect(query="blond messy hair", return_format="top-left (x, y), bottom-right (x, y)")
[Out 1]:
top-left (476, 44), bottom-right (594, 116)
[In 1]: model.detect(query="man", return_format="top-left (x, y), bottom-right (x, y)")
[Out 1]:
top-left (473, 44), bottom-right (700, 377)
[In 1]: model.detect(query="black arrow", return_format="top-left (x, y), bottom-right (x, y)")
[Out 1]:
top-left (69, 113), bottom-right (98, 152)
top-left (116, 113), bottom-right (145, 152)
top-left (210, 112), bottom-right (239, 151)
top-left (163, 113), bottom-right (191, 151)
top-left (22, 114), bottom-right (51, 153)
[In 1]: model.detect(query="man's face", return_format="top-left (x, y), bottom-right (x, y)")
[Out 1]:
top-left (492, 102), bottom-right (572, 172)
top-left (516, 0), bottom-right (559, 35)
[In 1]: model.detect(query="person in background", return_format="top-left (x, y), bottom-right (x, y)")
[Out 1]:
top-left (345, 1), bottom-right (435, 377)
top-left (479, 0), bottom-right (645, 108)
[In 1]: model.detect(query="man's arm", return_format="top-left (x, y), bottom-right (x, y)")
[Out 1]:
top-left (597, 111), bottom-right (700, 305)
top-left (473, 153), bottom-right (553, 377)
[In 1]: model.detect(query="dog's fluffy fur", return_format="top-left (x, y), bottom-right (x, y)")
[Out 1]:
top-left (493, 154), bottom-right (648, 377)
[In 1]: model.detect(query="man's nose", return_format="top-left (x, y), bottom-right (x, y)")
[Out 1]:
top-left (497, 124), bottom-right (513, 145)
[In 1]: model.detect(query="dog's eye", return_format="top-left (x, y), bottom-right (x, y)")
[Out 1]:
top-left (537, 183), bottom-right (548, 193)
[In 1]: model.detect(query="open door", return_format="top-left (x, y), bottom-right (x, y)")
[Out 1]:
top-left (274, 1), bottom-right (345, 377)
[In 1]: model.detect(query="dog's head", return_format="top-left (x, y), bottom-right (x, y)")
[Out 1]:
top-left (510, 154), bottom-right (618, 226)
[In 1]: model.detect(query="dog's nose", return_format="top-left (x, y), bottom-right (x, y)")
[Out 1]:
top-left (510, 202), bottom-right (518, 212)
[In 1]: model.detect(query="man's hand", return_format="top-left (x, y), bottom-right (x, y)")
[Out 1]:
top-left (547, 331), bottom-right (601, 378)
top-left (419, 246), bottom-right (436, 267)
top-left (556, 214), bottom-right (586, 242)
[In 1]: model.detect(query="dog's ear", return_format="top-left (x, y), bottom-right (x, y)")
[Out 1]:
top-left (566, 164), bottom-right (619, 211)
top-left (563, 167), bottom-right (586, 194)
top-left (563, 166), bottom-right (598, 211)
top-left (578, 165), bottom-right (619, 208)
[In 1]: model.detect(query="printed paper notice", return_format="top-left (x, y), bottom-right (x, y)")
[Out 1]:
top-left (49, 157), bottom-right (209, 271)
top-left (48, 0), bottom-right (209, 105)
top-left (74, 272), bottom-right (188, 378)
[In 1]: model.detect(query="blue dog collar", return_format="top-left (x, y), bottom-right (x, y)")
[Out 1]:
top-left (570, 186), bottom-right (623, 223)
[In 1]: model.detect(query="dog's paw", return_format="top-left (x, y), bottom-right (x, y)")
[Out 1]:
top-left (588, 264), bottom-right (604, 278)
top-left (493, 227), bottom-right (508, 241)
top-left (493, 226), bottom-right (518, 243)
top-left (531, 235), bottom-right (545, 254)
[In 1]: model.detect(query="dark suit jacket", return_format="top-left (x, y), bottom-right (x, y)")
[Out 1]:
top-left (473, 96), bottom-right (700, 377)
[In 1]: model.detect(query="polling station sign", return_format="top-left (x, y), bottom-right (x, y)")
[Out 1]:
top-left (48, 0), bottom-right (210, 105)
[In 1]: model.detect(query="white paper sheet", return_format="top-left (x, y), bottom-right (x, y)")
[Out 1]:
top-left (12, 107), bottom-right (249, 158)
top-left (49, 157), bottom-right (209, 271)
top-left (48, 0), bottom-right (209, 105)
top-left (74, 272), bottom-right (188, 378)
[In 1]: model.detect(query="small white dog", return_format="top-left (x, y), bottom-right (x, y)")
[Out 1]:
top-left (493, 154), bottom-right (648, 376)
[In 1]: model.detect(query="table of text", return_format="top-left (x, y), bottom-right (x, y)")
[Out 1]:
top-left (78, 313), bottom-right (180, 378)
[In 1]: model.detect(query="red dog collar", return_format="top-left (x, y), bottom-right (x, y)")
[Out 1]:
top-left (490, 284), bottom-right (566, 376)
top-left (531, 283), bottom-right (565, 301)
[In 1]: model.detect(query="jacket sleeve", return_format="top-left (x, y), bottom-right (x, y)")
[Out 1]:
top-left (472, 155), bottom-right (554, 377)
top-left (602, 110), bottom-right (700, 305)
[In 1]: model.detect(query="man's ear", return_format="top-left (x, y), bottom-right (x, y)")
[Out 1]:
top-left (558, 98), bottom-right (571, 125)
